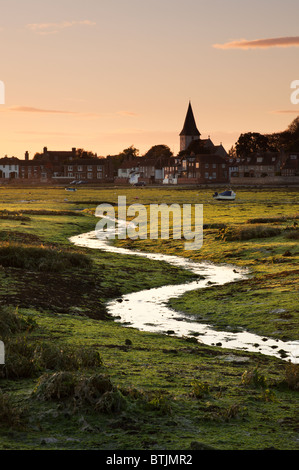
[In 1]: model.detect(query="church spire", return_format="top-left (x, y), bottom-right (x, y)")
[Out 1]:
top-left (179, 101), bottom-right (201, 151)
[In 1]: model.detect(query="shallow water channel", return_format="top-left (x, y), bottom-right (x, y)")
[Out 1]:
top-left (70, 220), bottom-right (299, 364)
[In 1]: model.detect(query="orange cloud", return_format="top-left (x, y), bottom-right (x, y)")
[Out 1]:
top-left (7, 106), bottom-right (78, 114)
top-left (214, 36), bottom-right (299, 50)
top-left (5, 106), bottom-right (138, 119)
top-left (271, 110), bottom-right (299, 114)
top-left (26, 20), bottom-right (96, 34)
top-left (116, 111), bottom-right (138, 117)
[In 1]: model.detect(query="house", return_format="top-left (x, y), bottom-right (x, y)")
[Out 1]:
top-left (18, 147), bottom-right (114, 183)
top-left (0, 157), bottom-right (19, 179)
top-left (117, 158), bottom-right (141, 182)
top-left (63, 158), bottom-right (108, 182)
top-left (116, 155), bottom-right (168, 184)
top-left (235, 152), bottom-right (281, 178)
top-left (163, 153), bottom-right (228, 184)
top-left (281, 154), bottom-right (299, 176)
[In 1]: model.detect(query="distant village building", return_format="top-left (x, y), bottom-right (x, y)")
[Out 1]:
top-left (0, 157), bottom-right (19, 179)
top-left (63, 158), bottom-right (108, 182)
top-left (179, 101), bottom-right (201, 152)
top-left (235, 152), bottom-right (281, 178)
top-left (1, 102), bottom-right (298, 185)
top-left (281, 153), bottom-right (299, 176)
top-left (116, 156), bottom-right (166, 184)
top-left (164, 102), bottom-right (229, 184)
top-left (17, 147), bottom-right (114, 183)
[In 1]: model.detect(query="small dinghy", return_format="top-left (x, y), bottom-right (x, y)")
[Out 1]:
top-left (65, 187), bottom-right (77, 192)
top-left (213, 190), bottom-right (236, 200)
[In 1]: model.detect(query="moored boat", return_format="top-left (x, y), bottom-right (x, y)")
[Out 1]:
top-left (213, 190), bottom-right (236, 200)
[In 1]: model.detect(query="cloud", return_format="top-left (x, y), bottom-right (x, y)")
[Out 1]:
top-left (116, 110), bottom-right (138, 117)
top-left (15, 131), bottom-right (78, 136)
top-left (5, 106), bottom-right (138, 120)
top-left (26, 20), bottom-right (96, 35)
top-left (7, 106), bottom-right (78, 114)
top-left (271, 109), bottom-right (299, 114)
top-left (213, 36), bottom-right (299, 50)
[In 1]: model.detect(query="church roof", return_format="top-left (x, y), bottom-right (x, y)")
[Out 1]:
top-left (179, 102), bottom-right (201, 137)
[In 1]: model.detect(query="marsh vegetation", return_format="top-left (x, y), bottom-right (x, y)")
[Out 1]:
top-left (0, 185), bottom-right (298, 450)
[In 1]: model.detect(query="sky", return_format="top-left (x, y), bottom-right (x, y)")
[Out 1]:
top-left (1, 0), bottom-right (299, 159)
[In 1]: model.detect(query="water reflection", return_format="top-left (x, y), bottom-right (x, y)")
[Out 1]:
top-left (70, 224), bottom-right (299, 364)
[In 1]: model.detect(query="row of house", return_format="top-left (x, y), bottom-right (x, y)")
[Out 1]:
top-left (1, 147), bottom-right (297, 185)
top-left (229, 152), bottom-right (299, 178)
top-left (0, 147), bottom-right (114, 183)
top-left (1, 103), bottom-right (298, 184)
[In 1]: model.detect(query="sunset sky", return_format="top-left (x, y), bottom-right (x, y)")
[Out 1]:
top-left (1, 0), bottom-right (299, 159)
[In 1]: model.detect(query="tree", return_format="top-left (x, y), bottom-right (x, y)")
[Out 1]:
top-left (228, 145), bottom-right (237, 159)
top-left (120, 145), bottom-right (139, 159)
top-left (287, 115), bottom-right (299, 136)
top-left (235, 132), bottom-right (272, 157)
top-left (75, 149), bottom-right (97, 159)
top-left (143, 144), bottom-right (173, 159)
top-left (106, 146), bottom-right (139, 175)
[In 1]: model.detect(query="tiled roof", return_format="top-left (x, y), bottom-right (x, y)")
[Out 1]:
top-left (239, 153), bottom-right (280, 165)
top-left (0, 157), bottom-right (20, 164)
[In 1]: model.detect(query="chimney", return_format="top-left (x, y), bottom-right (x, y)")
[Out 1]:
top-left (43, 147), bottom-right (48, 154)
top-left (25, 151), bottom-right (29, 161)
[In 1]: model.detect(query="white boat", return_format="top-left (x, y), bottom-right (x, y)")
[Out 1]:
top-left (213, 190), bottom-right (236, 200)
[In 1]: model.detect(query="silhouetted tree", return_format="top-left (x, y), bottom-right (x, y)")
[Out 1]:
top-left (120, 145), bottom-right (139, 159)
top-left (143, 144), bottom-right (173, 159)
top-left (235, 132), bottom-right (272, 157)
top-left (76, 149), bottom-right (98, 159)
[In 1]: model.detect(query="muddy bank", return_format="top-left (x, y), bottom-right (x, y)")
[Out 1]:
top-left (70, 225), bottom-right (299, 363)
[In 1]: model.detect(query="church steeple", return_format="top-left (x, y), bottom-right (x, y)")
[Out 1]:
top-left (179, 101), bottom-right (201, 151)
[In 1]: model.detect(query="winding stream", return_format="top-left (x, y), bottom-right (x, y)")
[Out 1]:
top-left (70, 220), bottom-right (299, 364)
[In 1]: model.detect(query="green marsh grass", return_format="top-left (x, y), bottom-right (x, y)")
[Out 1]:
top-left (0, 186), bottom-right (298, 450)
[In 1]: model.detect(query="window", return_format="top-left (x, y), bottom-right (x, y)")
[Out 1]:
top-left (196, 162), bottom-right (199, 168)
top-left (68, 165), bottom-right (73, 171)
top-left (77, 166), bottom-right (82, 171)
top-left (212, 172), bottom-right (216, 179)
top-left (97, 165), bottom-right (103, 171)
top-left (212, 163), bottom-right (216, 168)
top-left (222, 164), bottom-right (226, 168)
top-left (68, 172), bottom-right (73, 177)
top-left (87, 166), bottom-right (92, 171)
top-left (290, 155), bottom-right (297, 159)
top-left (205, 163), bottom-right (209, 168)
top-left (205, 172), bottom-right (209, 178)
top-left (97, 172), bottom-right (102, 179)
top-left (87, 172), bottom-right (93, 179)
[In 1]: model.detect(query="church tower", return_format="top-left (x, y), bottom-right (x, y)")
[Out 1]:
top-left (179, 101), bottom-right (201, 151)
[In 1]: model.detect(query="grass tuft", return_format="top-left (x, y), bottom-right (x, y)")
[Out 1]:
top-left (0, 244), bottom-right (92, 272)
